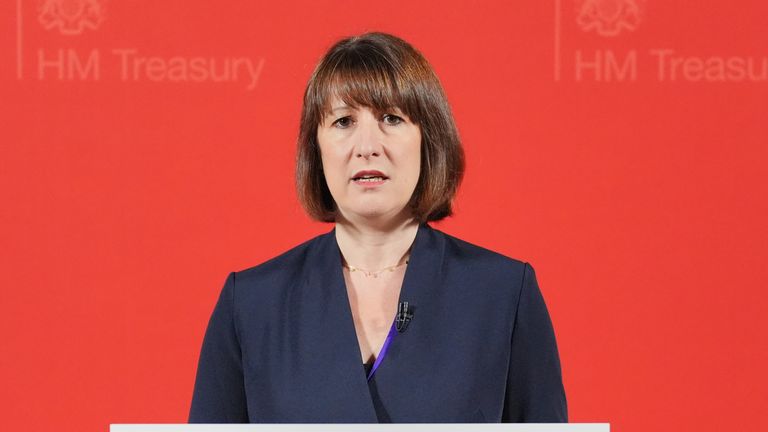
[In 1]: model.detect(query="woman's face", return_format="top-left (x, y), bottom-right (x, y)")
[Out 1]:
top-left (317, 98), bottom-right (421, 223)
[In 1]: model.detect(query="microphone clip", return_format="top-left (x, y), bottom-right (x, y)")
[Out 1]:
top-left (395, 301), bottom-right (413, 333)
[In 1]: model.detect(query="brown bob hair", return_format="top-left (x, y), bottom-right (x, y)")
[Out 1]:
top-left (296, 32), bottom-right (465, 223)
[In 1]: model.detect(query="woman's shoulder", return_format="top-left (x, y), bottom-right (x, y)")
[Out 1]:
top-left (433, 225), bottom-right (527, 265)
top-left (426, 225), bottom-right (537, 306)
top-left (431, 226), bottom-right (530, 275)
top-left (229, 229), bottom-right (332, 288)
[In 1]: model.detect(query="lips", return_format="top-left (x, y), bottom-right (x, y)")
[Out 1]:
top-left (351, 170), bottom-right (389, 182)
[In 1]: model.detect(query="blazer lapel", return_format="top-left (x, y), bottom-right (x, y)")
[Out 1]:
top-left (397, 223), bottom-right (446, 315)
top-left (301, 228), bottom-right (379, 422)
top-left (362, 223), bottom-right (447, 419)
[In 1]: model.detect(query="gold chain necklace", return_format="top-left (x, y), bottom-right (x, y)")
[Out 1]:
top-left (344, 260), bottom-right (409, 278)
top-left (343, 255), bottom-right (410, 278)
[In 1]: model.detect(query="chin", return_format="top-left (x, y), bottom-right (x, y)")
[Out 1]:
top-left (344, 204), bottom-right (407, 221)
top-left (355, 208), bottom-right (390, 219)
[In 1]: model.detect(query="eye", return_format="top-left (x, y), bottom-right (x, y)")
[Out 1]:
top-left (382, 114), bottom-right (404, 125)
top-left (331, 116), bottom-right (353, 129)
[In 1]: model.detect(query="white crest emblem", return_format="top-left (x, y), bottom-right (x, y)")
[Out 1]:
top-left (38, 0), bottom-right (106, 35)
top-left (576, 0), bottom-right (643, 37)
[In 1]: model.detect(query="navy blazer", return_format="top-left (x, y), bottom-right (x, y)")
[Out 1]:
top-left (189, 223), bottom-right (567, 423)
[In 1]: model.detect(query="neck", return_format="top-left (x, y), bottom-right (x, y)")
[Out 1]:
top-left (334, 215), bottom-right (420, 271)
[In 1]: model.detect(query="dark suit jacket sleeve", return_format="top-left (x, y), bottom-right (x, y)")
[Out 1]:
top-left (189, 272), bottom-right (249, 423)
top-left (503, 263), bottom-right (568, 422)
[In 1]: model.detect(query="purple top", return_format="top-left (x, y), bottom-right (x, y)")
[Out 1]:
top-left (365, 321), bottom-right (398, 381)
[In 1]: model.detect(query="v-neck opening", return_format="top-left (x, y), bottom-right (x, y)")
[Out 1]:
top-left (332, 224), bottom-right (422, 377)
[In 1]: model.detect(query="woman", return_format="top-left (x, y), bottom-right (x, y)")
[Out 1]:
top-left (189, 32), bottom-right (567, 423)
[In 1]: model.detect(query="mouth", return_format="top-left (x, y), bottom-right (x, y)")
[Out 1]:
top-left (351, 170), bottom-right (389, 183)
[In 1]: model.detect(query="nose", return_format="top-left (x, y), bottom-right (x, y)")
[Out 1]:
top-left (353, 113), bottom-right (384, 159)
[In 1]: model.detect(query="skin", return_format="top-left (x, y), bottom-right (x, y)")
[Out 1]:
top-left (316, 97), bottom-right (422, 364)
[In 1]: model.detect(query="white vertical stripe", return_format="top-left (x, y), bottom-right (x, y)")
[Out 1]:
top-left (16, 0), bottom-right (23, 79)
top-left (554, 0), bottom-right (562, 81)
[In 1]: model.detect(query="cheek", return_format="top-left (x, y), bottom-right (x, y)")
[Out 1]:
top-left (407, 158), bottom-right (421, 187)
top-left (405, 136), bottom-right (422, 183)
top-left (319, 149), bottom-right (346, 190)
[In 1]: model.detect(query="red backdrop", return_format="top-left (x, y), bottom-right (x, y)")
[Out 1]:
top-left (2, 1), bottom-right (767, 431)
